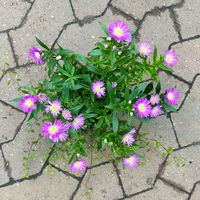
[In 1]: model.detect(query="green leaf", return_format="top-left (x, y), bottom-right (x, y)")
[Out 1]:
top-left (156, 141), bottom-right (161, 148)
top-left (153, 47), bottom-right (157, 63)
top-left (9, 97), bottom-right (23, 102)
top-left (156, 81), bottom-right (161, 94)
top-left (98, 22), bottom-right (109, 35)
top-left (70, 104), bottom-right (84, 112)
top-left (131, 37), bottom-right (136, 50)
top-left (144, 82), bottom-right (153, 94)
top-left (130, 83), bottom-right (146, 100)
top-left (35, 37), bottom-right (49, 50)
top-left (72, 54), bottom-right (88, 63)
top-left (57, 49), bottom-right (74, 55)
top-left (87, 65), bottom-right (102, 75)
top-left (69, 129), bottom-right (79, 140)
top-left (163, 102), bottom-right (178, 113)
top-left (88, 49), bottom-right (103, 56)
top-left (112, 110), bottom-right (118, 134)
top-left (47, 59), bottom-right (57, 76)
top-left (107, 81), bottom-right (114, 103)
top-left (160, 64), bottom-right (174, 72)
top-left (95, 118), bottom-right (104, 128)
top-left (110, 51), bottom-right (115, 67)
top-left (167, 147), bottom-right (174, 154)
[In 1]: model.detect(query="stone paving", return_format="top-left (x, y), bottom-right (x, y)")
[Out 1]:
top-left (0, 0), bottom-right (199, 199)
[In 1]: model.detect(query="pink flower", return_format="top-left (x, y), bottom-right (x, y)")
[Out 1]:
top-left (108, 20), bottom-right (131, 42)
top-left (122, 132), bottom-right (135, 146)
top-left (37, 93), bottom-right (47, 103)
top-left (71, 114), bottom-right (85, 130)
top-left (112, 82), bottom-right (117, 88)
top-left (19, 94), bottom-right (38, 113)
top-left (62, 109), bottom-right (72, 120)
top-left (91, 81), bottom-right (106, 98)
top-left (137, 42), bottom-right (153, 56)
top-left (164, 50), bottom-right (178, 67)
top-left (45, 100), bottom-right (62, 116)
top-left (70, 159), bottom-right (87, 173)
top-left (122, 155), bottom-right (140, 168)
top-left (164, 88), bottom-right (180, 105)
top-left (29, 47), bottom-right (43, 64)
top-left (150, 105), bottom-right (163, 118)
top-left (150, 94), bottom-right (161, 105)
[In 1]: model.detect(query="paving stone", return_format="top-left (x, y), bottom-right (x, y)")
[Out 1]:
top-left (161, 145), bottom-right (200, 192)
top-left (191, 183), bottom-right (200, 200)
top-left (58, 9), bottom-right (136, 56)
top-left (10, 0), bottom-right (74, 65)
top-left (0, 0), bottom-right (30, 31)
top-left (2, 120), bottom-right (53, 179)
top-left (139, 10), bottom-right (179, 53)
top-left (158, 71), bottom-right (189, 108)
top-left (112, 0), bottom-right (181, 20)
top-left (139, 115), bottom-right (178, 149)
top-left (0, 168), bottom-right (78, 200)
top-left (118, 147), bottom-right (164, 195)
top-left (127, 179), bottom-right (188, 200)
top-left (0, 102), bottom-right (25, 143)
top-left (74, 164), bottom-right (123, 200)
top-left (0, 153), bottom-right (9, 185)
top-left (175, 0), bottom-right (200, 38)
top-left (0, 33), bottom-right (15, 76)
top-left (171, 38), bottom-right (200, 82)
top-left (171, 76), bottom-right (200, 146)
top-left (72, 0), bottom-right (109, 19)
top-left (0, 65), bottom-right (48, 107)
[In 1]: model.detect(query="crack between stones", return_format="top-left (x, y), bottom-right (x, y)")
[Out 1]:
top-left (187, 180), bottom-right (200, 200)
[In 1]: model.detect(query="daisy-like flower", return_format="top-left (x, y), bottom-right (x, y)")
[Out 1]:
top-left (150, 94), bottom-right (161, 105)
top-left (29, 47), bottom-right (43, 64)
top-left (151, 105), bottom-right (163, 118)
top-left (108, 20), bottom-right (131, 42)
top-left (37, 93), bottom-right (47, 103)
top-left (137, 42), bottom-right (153, 56)
top-left (133, 98), bottom-right (152, 118)
top-left (91, 81), bottom-right (106, 98)
top-left (45, 100), bottom-right (62, 116)
top-left (62, 109), bottom-right (72, 120)
top-left (70, 159), bottom-right (87, 173)
top-left (112, 82), bottom-right (117, 88)
top-left (164, 88), bottom-right (180, 105)
top-left (41, 120), bottom-right (69, 143)
top-left (71, 114), bottom-right (85, 130)
top-left (19, 94), bottom-right (38, 113)
top-left (164, 50), bottom-right (178, 67)
top-left (122, 155), bottom-right (140, 168)
top-left (122, 132), bottom-right (135, 146)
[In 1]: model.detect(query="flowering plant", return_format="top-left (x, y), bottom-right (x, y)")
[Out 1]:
top-left (12, 21), bottom-right (179, 173)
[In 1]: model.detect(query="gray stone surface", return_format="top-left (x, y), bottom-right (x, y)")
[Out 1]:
top-left (10, 0), bottom-right (74, 65)
top-left (161, 145), bottom-right (200, 192)
top-left (0, 0), bottom-right (30, 31)
top-left (171, 39), bottom-right (200, 82)
top-left (74, 164), bottom-right (123, 200)
top-left (0, 102), bottom-right (25, 143)
top-left (175, 0), bottom-right (200, 38)
top-left (118, 147), bottom-right (164, 195)
top-left (139, 10), bottom-right (179, 53)
top-left (128, 179), bottom-right (188, 200)
top-left (72, 0), bottom-right (109, 19)
top-left (0, 33), bottom-right (15, 76)
top-left (0, 168), bottom-right (78, 200)
top-left (171, 77), bottom-right (200, 146)
top-left (140, 116), bottom-right (178, 149)
top-left (191, 183), bottom-right (200, 200)
top-left (112, 0), bottom-right (181, 19)
top-left (0, 153), bottom-right (9, 185)
top-left (58, 9), bottom-right (136, 56)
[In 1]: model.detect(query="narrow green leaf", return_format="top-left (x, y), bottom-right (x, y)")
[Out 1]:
top-left (98, 22), bottom-right (109, 35)
top-left (88, 49), bottom-right (103, 56)
top-left (35, 37), bottom-right (49, 50)
top-left (156, 81), bottom-right (161, 94)
top-left (9, 97), bottom-right (24, 102)
top-left (112, 110), bottom-right (118, 134)
top-left (143, 82), bottom-right (153, 94)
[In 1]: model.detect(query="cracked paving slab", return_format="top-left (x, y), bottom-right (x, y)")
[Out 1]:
top-left (171, 76), bottom-right (200, 146)
top-left (191, 183), bottom-right (200, 200)
top-left (161, 145), bottom-right (200, 192)
top-left (9, 0), bottom-right (74, 65)
top-left (0, 168), bottom-right (78, 200)
top-left (0, 152), bottom-right (9, 185)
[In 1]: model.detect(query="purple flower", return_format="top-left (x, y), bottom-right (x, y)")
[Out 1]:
top-left (37, 93), bottom-right (47, 103)
top-left (133, 98), bottom-right (152, 118)
top-left (122, 155), bottom-right (140, 168)
top-left (151, 105), bottom-right (163, 118)
top-left (164, 88), bottom-right (180, 105)
top-left (137, 42), bottom-right (153, 56)
top-left (150, 94), bottom-right (161, 105)
top-left (112, 82), bottom-right (117, 88)
top-left (29, 47), bottom-right (43, 64)
top-left (91, 81), bottom-right (106, 98)
top-left (45, 100), bottom-right (62, 116)
top-left (62, 109), bottom-right (72, 120)
top-left (164, 50), bottom-right (178, 67)
top-left (41, 120), bottom-right (70, 143)
top-left (71, 114), bottom-right (85, 130)
top-left (122, 132), bottom-right (135, 146)
top-left (128, 128), bottom-right (136, 134)
top-left (112, 46), bottom-right (117, 50)
top-left (19, 94), bottom-right (38, 113)
top-left (108, 20), bottom-right (131, 42)
top-left (70, 159), bottom-right (87, 173)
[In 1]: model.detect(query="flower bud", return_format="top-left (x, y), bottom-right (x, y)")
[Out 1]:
top-left (106, 37), bottom-right (111, 41)
top-left (118, 51), bottom-right (122, 55)
top-left (130, 112), bottom-right (133, 116)
top-left (104, 139), bottom-right (108, 143)
top-left (128, 100), bottom-right (132, 104)
top-left (112, 46), bottom-right (117, 50)
top-left (56, 55), bottom-right (61, 60)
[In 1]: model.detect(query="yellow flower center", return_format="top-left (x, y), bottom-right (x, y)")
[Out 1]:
top-left (35, 52), bottom-right (40, 58)
top-left (128, 157), bottom-right (133, 162)
top-left (49, 126), bottom-right (58, 134)
top-left (39, 94), bottom-right (44, 98)
top-left (63, 113), bottom-right (67, 117)
top-left (25, 99), bottom-right (33, 106)
top-left (166, 55), bottom-right (172, 62)
top-left (167, 93), bottom-right (173, 100)
top-left (114, 28), bottom-right (122, 36)
top-left (74, 118), bottom-right (79, 124)
top-left (51, 105), bottom-right (58, 111)
top-left (124, 136), bottom-right (129, 142)
top-left (140, 48), bottom-right (147, 53)
top-left (138, 104), bottom-right (145, 112)
top-left (152, 97), bottom-right (157, 101)
top-left (74, 161), bottom-right (81, 167)
top-left (95, 86), bottom-right (101, 91)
